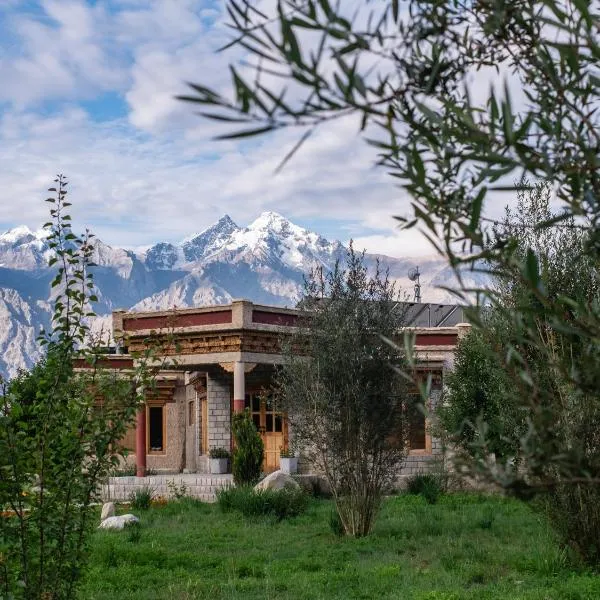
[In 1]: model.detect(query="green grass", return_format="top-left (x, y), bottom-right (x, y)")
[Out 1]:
top-left (81, 494), bottom-right (600, 600)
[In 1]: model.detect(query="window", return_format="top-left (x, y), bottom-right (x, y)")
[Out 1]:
top-left (200, 397), bottom-right (208, 454)
top-left (188, 400), bottom-right (195, 425)
top-left (386, 393), bottom-right (430, 453)
top-left (148, 405), bottom-right (165, 453)
top-left (407, 401), bottom-right (427, 451)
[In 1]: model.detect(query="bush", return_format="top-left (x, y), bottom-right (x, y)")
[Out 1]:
top-left (406, 472), bottom-right (444, 505)
top-left (231, 410), bottom-right (264, 486)
top-left (129, 485), bottom-right (154, 511)
top-left (216, 485), bottom-right (308, 520)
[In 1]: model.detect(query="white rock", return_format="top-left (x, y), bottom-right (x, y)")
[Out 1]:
top-left (100, 502), bottom-right (115, 521)
top-left (98, 514), bottom-right (139, 530)
top-left (254, 470), bottom-right (300, 492)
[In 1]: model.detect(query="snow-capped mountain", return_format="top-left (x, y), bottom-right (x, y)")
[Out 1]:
top-left (0, 212), bottom-right (486, 379)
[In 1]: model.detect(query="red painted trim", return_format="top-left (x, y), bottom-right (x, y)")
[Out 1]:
top-left (252, 310), bottom-right (299, 326)
top-left (415, 333), bottom-right (457, 346)
top-left (73, 358), bottom-right (134, 369)
top-left (136, 408), bottom-right (146, 477)
top-left (123, 310), bottom-right (232, 331)
top-left (233, 398), bottom-right (245, 413)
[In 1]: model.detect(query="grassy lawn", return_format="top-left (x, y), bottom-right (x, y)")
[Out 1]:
top-left (81, 494), bottom-right (600, 600)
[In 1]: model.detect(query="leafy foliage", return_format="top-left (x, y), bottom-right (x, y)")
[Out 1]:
top-left (406, 472), bottom-right (444, 505)
top-left (209, 448), bottom-right (231, 459)
top-left (274, 245), bottom-right (411, 537)
top-left (440, 323), bottom-right (523, 463)
top-left (216, 485), bottom-right (308, 520)
top-left (0, 176), bottom-right (157, 599)
top-left (442, 183), bottom-right (600, 562)
top-left (231, 410), bottom-right (264, 486)
top-left (129, 486), bottom-right (155, 511)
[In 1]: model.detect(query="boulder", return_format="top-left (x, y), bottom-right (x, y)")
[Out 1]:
top-left (254, 470), bottom-right (300, 492)
top-left (98, 514), bottom-right (139, 530)
top-left (100, 502), bottom-right (115, 521)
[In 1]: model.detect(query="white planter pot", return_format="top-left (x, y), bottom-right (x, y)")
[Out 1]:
top-left (210, 458), bottom-right (229, 474)
top-left (280, 457), bottom-right (298, 474)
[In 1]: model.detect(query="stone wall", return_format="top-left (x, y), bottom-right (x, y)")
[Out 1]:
top-left (206, 372), bottom-right (231, 453)
top-left (101, 474), bottom-right (232, 503)
top-left (146, 386), bottom-right (186, 472)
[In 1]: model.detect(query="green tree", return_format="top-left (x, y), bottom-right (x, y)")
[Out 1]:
top-left (440, 321), bottom-right (522, 464)
top-left (442, 183), bottom-right (600, 561)
top-left (0, 176), bottom-right (158, 598)
top-left (177, 0), bottom-right (600, 495)
top-left (231, 410), bottom-right (264, 486)
top-left (274, 245), bottom-right (411, 537)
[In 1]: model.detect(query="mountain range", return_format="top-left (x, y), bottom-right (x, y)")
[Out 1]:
top-left (0, 212), bottom-right (482, 379)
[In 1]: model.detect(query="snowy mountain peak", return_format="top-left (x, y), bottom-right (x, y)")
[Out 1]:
top-left (249, 211), bottom-right (298, 235)
top-left (0, 226), bottom-right (50, 270)
top-left (182, 215), bottom-right (239, 245)
top-left (1, 225), bottom-right (37, 245)
top-left (181, 215), bottom-right (240, 264)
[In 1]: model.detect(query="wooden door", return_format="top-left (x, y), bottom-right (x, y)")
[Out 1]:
top-left (246, 392), bottom-right (286, 472)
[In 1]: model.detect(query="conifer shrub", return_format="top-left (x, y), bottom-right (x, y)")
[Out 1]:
top-left (231, 410), bottom-right (264, 486)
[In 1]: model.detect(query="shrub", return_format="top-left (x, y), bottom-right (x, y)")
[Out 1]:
top-left (129, 485), bottom-right (154, 511)
top-left (216, 485), bottom-right (308, 520)
top-left (167, 479), bottom-right (188, 500)
top-left (231, 410), bottom-right (264, 486)
top-left (406, 472), bottom-right (444, 505)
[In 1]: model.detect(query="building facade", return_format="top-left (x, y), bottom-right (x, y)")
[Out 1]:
top-left (106, 299), bottom-right (469, 478)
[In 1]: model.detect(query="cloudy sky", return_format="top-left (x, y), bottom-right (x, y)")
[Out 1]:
top-left (0, 0), bottom-right (469, 257)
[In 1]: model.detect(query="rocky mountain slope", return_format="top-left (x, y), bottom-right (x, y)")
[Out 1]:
top-left (0, 212), bottom-right (485, 379)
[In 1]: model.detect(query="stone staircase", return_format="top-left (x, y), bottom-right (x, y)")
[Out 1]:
top-left (101, 474), bottom-right (233, 503)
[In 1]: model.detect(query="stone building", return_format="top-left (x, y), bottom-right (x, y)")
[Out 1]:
top-left (105, 299), bottom-right (468, 478)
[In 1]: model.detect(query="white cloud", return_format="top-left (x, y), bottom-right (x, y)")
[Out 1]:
top-left (0, 0), bottom-right (126, 106)
top-left (0, 0), bottom-right (518, 261)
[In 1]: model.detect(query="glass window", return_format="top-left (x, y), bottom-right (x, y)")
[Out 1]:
top-left (148, 406), bottom-right (164, 452)
top-left (407, 398), bottom-right (426, 450)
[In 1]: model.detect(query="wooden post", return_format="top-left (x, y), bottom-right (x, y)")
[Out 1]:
top-left (136, 406), bottom-right (147, 477)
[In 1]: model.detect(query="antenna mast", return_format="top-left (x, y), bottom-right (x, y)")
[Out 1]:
top-left (408, 267), bottom-right (422, 303)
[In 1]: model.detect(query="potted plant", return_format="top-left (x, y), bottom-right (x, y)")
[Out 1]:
top-left (209, 448), bottom-right (230, 474)
top-left (279, 448), bottom-right (298, 474)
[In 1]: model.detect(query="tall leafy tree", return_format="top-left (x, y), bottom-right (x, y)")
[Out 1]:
top-left (441, 183), bottom-right (600, 561)
top-left (0, 176), bottom-right (161, 598)
top-left (274, 245), bottom-right (412, 537)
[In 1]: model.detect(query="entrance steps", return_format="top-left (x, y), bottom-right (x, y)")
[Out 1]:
top-left (102, 474), bottom-right (233, 503)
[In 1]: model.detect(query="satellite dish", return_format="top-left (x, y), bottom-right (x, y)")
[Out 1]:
top-left (407, 266), bottom-right (422, 303)
top-left (408, 267), bottom-right (420, 281)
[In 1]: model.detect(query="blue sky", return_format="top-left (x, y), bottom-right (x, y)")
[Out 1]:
top-left (0, 0), bottom-right (436, 256)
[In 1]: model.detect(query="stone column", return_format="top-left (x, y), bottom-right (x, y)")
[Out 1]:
top-left (233, 360), bottom-right (245, 413)
top-left (135, 406), bottom-right (147, 477)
